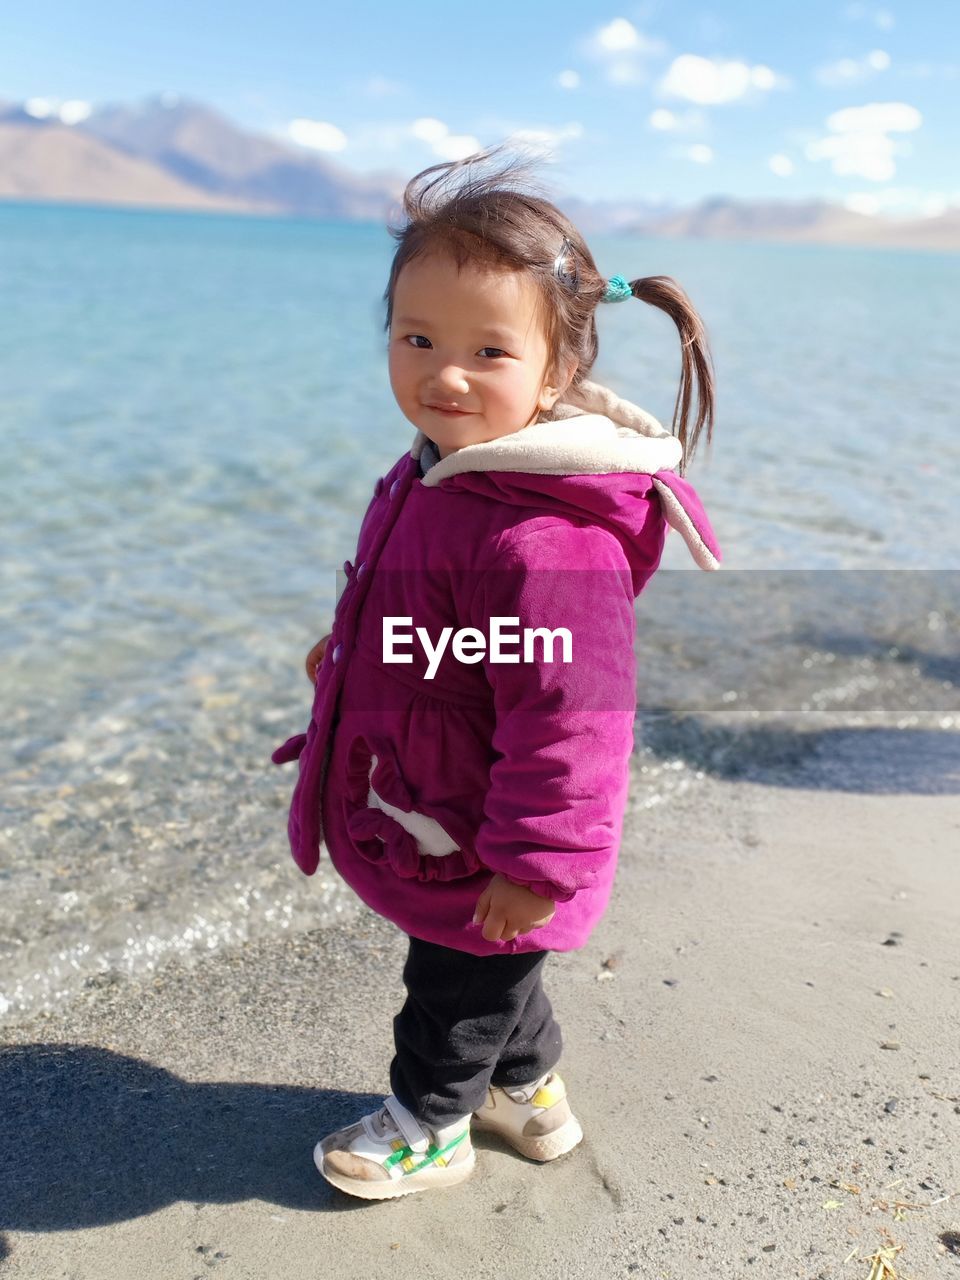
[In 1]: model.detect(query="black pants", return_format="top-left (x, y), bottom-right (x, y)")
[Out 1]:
top-left (389, 936), bottom-right (564, 1128)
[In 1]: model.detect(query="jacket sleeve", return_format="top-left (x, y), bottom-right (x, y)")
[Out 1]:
top-left (465, 522), bottom-right (638, 902)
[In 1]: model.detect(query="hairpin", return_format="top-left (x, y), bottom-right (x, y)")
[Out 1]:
top-left (552, 237), bottom-right (579, 292)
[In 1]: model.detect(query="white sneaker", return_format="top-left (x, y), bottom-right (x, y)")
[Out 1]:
top-left (472, 1070), bottom-right (583, 1162)
top-left (314, 1094), bottom-right (475, 1200)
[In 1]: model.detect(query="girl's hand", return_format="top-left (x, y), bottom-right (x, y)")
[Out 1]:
top-left (473, 873), bottom-right (556, 943)
top-left (306, 632), bottom-right (332, 684)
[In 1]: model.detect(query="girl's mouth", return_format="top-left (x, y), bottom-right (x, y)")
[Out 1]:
top-left (426, 405), bottom-right (473, 416)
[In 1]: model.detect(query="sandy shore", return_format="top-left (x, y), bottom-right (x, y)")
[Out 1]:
top-left (2, 733), bottom-right (959, 1280)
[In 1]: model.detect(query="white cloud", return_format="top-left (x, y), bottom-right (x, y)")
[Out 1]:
top-left (506, 123), bottom-right (584, 157)
top-left (815, 49), bottom-right (891, 86)
top-left (433, 133), bottom-right (483, 160)
top-left (582, 17), bottom-right (668, 85)
top-left (463, 112), bottom-right (587, 161)
top-left (769, 153), bottom-right (795, 176)
top-left (317, 117), bottom-right (481, 163)
top-left (410, 118), bottom-right (448, 144)
top-left (594, 18), bottom-right (647, 52)
top-left (557, 69), bottom-right (580, 90)
top-left (287, 119), bottom-right (348, 151)
top-left (807, 132), bottom-right (896, 180)
top-left (24, 98), bottom-right (55, 118)
top-left (751, 65), bottom-right (778, 91)
top-left (288, 112), bottom-right (580, 170)
top-left (658, 54), bottom-right (788, 104)
top-left (23, 96), bottom-right (92, 125)
top-left (828, 101), bottom-right (921, 133)
top-left (683, 143), bottom-right (714, 164)
top-left (648, 107), bottom-right (707, 133)
top-left (59, 100), bottom-right (92, 125)
top-left (411, 118), bottom-right (481, 159)
top-left (805, 100), bottom-right (922, 182)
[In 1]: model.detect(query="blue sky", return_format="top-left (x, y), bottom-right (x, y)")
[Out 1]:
top-left (6, 0), bottom-right (958, 217)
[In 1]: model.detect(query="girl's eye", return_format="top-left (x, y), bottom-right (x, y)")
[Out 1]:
top-left (403, 336), bottom-right (507, 359)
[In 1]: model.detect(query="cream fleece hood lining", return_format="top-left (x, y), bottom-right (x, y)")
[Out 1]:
top-left (409, 378), bottom-right (682, 484)
top-left (407, 378), bottom-right (720, 571)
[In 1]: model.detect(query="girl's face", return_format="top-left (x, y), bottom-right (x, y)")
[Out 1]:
top-left (388, 250), bottom-right (573, 461)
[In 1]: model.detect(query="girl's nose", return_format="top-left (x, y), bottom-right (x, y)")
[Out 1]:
top-left (434, 367), bottom-right (470, 393)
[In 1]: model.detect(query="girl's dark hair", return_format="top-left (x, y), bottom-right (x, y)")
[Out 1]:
top-left (382, 142), bottom-right (715, 473)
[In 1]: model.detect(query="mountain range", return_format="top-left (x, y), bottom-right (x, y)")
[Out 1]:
top-left (1, 93), bottom-right (955, 251)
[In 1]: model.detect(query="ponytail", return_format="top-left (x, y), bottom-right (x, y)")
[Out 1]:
top-left (629, 276), bottom-right (716, 475)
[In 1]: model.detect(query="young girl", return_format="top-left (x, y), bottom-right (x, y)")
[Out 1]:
top-left (271, 144), bottom-right (721, 1201)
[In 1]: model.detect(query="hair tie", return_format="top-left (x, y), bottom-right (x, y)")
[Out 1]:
top-left (601, 274), bottom-right (633, 303)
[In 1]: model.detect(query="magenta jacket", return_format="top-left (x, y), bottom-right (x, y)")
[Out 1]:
top-left (272, 379), bottom-right (721, 955)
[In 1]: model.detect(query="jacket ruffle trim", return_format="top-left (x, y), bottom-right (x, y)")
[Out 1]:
top-left (342, 733), bottom-right (486, 885)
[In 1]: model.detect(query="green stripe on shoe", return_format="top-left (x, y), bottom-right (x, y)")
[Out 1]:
top-left (383, 1128), bottom-right (468, 1174)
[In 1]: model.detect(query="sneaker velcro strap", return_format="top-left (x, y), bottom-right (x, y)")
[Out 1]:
top-left (382, 1094), bottom-right (430, 1153)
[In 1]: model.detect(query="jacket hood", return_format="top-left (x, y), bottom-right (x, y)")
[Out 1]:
top-left (409, 378), bottom-right (721, 572)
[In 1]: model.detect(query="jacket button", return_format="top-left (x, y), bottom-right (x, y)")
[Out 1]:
top-left (332, 643), bottom-right (343, 664)
top-left (356, 561), bottom-right (366, 579)
top-left (374, 477), bottom-right (384, 496)
top-left (389, 478), bottom-right (400, 499)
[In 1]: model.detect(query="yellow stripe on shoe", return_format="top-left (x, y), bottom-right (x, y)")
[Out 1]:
top-left (472, 1072), bottom-right (583, 1163)
top-left (532, 1077), bottom-right (566, 1109)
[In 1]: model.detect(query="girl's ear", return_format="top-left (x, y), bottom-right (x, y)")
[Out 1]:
top-left (537, 357), bottom-right (579, 412)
